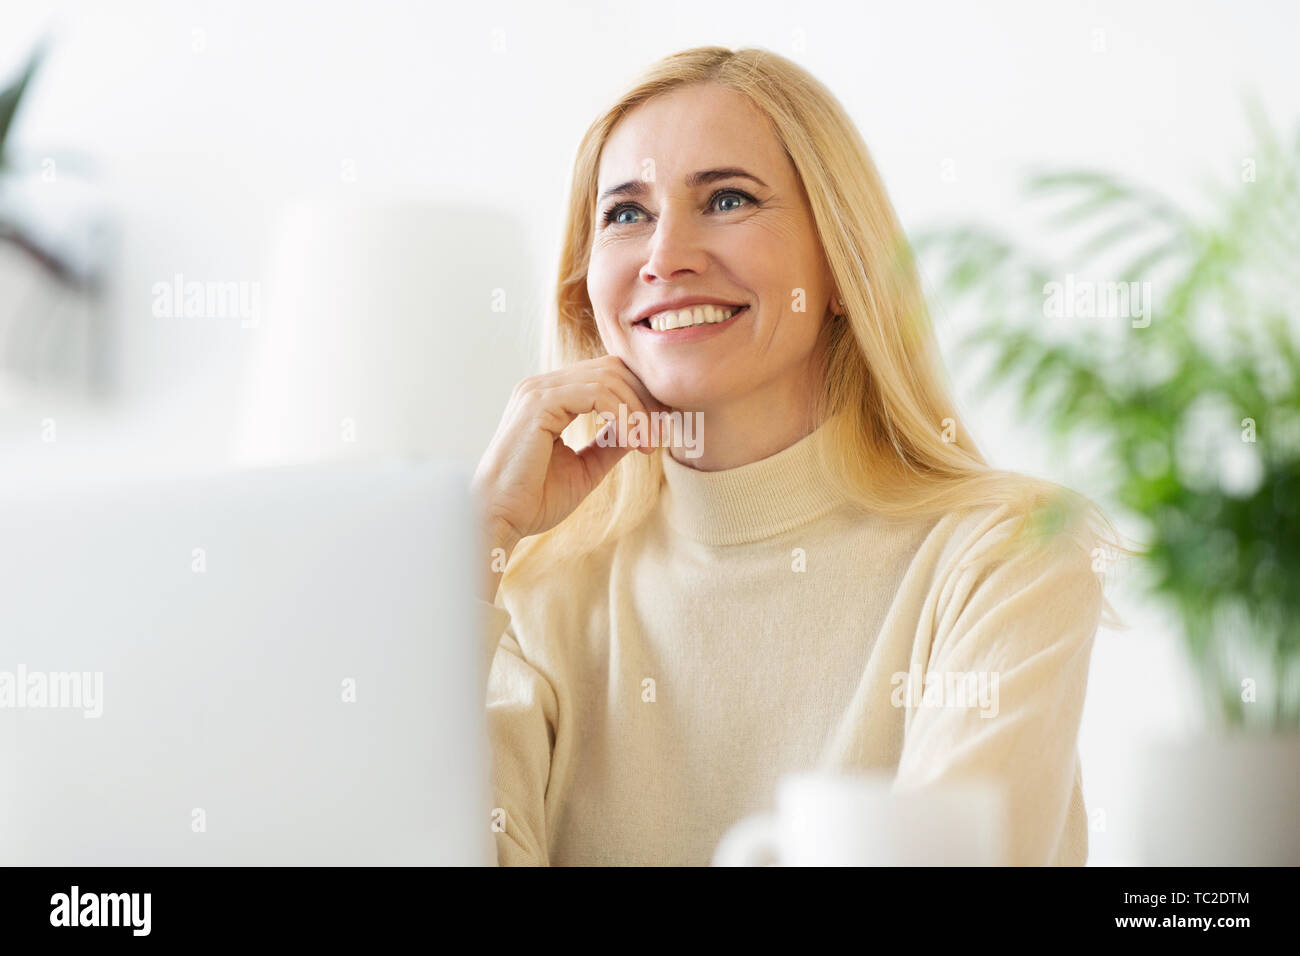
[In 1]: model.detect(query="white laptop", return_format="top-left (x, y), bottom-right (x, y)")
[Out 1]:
top-left (0, 457), bottom-right (493, 866)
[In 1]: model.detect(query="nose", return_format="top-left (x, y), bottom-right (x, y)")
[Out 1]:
top-left (639, 200), bottom-right (710, 282)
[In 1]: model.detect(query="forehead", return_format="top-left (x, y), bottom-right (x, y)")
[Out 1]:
top-left (597, 84), bottom-right (787, 188)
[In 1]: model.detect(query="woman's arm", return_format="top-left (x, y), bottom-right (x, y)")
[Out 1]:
top-left (477, 596), bottom-right (558, 866)
top-left (481, 519), bottom-right (520, 604)
top-left (891, 512), bottom-right (1105, 866)
top-left (469, 354), bottom-right (666, 865)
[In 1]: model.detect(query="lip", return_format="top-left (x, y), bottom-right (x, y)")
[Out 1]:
top-left (631, 305), bottom-right (749, 342)
top-left (631, 297), bottom-right (748, 326)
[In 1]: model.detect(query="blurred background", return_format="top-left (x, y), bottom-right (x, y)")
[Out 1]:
top-left (2, 0), bottom-right (1296, 865)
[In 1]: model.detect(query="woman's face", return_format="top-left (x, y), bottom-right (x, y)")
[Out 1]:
top-left (587, 83), bottom-right (837, 416)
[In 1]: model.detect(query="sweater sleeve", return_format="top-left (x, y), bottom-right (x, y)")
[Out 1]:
top-left (891, 517), bottom-right (1103, 866)
top-left (476, 597), bottom-right (556, 866)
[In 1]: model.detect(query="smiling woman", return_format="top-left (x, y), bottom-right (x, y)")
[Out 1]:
top-left (470, 45), bottom-right (1134, 867)
top-left (585, 83), bottom-right (839, 456)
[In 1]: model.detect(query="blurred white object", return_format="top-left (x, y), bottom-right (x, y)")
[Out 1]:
top-left (0, 164), bottom-right (118, 407)
top-left (230, 197), bottom-right (534, 471)
top-left (1137, 732), bottom-right (1300, 865)
top-left (712, 769), bottom-right (1005, 866)
top-left (0, 457), bottom-right (492, 865)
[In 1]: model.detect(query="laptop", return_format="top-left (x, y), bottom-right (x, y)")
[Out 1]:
top-left (0, 457), bottom-right (493, 866)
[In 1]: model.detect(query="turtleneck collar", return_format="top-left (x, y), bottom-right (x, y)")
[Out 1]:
top-left (659, 417), bottom-right (847, 546)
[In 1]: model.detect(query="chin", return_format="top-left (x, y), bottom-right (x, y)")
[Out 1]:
top-left (641, 375), bottom-right (728, 412)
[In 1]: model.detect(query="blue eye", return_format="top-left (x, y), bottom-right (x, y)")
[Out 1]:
top-left (601, 188), bottom-right (757, 226)
top-left (713, 191), bottom-right (749, 212)
top-left (605, 205), bottom-right (645, 226)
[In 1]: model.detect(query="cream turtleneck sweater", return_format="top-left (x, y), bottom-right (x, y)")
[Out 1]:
top-left (476, 422), bottom-right (1103, 866)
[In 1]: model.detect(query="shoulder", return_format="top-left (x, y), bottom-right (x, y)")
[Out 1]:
top-left (927, 497), bottom-right (1104, 635)
top-left (937, 487), bottom-right (1102, 573)
top-left (495, 532), bottom-right (620, 653)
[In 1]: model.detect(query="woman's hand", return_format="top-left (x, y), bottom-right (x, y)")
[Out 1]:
top-left (471, 354), bottom-right (668, 602)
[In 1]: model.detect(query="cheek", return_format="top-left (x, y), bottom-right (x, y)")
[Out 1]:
top-left (594, 315), bottom-right (617, 346)
top-left (729, 242), bottom-right (794, 306)
top-left (586, 249), bottom-right (624, 314)
top-left (764, 283), bottom-right (828, 356)
top-left (585, 272), bottom-right (604, 310)
top-left (742, 221), bottom-right (823, 299)
top-left (593, 313), bottom-right (636, 363)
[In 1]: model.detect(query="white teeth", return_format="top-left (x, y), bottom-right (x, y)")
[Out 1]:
top-left (647, 304), bottom-right (741, 331)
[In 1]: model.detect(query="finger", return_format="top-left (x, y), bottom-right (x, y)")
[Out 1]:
top-left (592, 371), bottom-right (663, 453)
top-left (551, 365), bottom-right (658, 453)
top-left (597, 355), bottom-right (670, 414)
top-left (534, 381), bottom-right (638, 450)
top-left (573, 418), bottom-right (634, 486)
top-left (525, 361), bottom-right (663, 452)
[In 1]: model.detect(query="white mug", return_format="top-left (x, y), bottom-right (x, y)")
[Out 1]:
top-left (712, 770), bottom-right (1006, 866)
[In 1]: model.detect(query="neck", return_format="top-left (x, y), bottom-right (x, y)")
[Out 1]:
top-left (658, 409), bottom-right (845, 546)
top-left (667, 406), bottom-right (819, 471)
top-left (666, 356), bottom-right (826, 472)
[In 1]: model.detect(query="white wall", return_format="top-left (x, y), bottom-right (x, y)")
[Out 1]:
top-left (3, 0), bottom-right (1295, 864)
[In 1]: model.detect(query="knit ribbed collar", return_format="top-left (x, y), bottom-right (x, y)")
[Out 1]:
top-left (659, 418), bottom-right (847, 546)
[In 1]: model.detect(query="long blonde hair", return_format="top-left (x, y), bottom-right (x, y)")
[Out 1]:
top-left (502, 45), bottom-right (1136, 629)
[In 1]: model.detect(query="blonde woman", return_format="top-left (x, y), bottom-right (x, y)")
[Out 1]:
top-left (471, 46), bottom-right (1129, 866)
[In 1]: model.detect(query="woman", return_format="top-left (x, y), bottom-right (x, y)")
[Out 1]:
top-left (471, 45), bottom-right (1129, 866)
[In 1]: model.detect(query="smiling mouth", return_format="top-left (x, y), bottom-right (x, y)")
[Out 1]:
top-left (634, 304), bottom-right (748, 331)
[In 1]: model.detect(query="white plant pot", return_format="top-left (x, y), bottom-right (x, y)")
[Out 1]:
top-left (1136, 731), bottom-right (1300, 865)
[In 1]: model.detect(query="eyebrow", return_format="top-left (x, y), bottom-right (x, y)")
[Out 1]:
top-left (597, 167), bottom-right (770, 205)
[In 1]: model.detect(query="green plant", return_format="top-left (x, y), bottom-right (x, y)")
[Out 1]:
top-left (0, 38), bottom-right (93, 292)
top-left (915, 94), bottom-right (1300, 731)
top-left (0, 41), bottom-right (45, 168)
